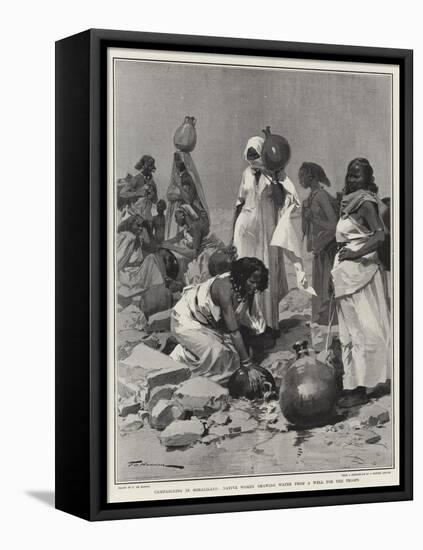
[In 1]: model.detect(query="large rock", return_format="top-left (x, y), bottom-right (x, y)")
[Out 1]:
top-left (160, 418), bottom-right (205, 447)
top-left (118, 399), bottom-right (141, 417)
top-left (147, 365), bottom-right (191, 393)
top-left (117, 377), bottom-right (140, 399)
top-left (147, 384), bottom-right (178, 413)
top-left (150, 399), bottom-right (185, 430)
top-left (119, 344), bottom-right (191, 390)
top-left (173, 377), bottom-right (228, 418)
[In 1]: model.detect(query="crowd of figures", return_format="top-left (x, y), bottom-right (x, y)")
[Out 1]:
top-left (116, 117), bottom-right (392, 411)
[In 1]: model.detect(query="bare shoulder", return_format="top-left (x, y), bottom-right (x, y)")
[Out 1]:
top-left (210, 276), bottom-right (232, 305)
top-left (315, 188), bottom-right (331, 204)
top-left (358, 200), bottom-right (378, 216)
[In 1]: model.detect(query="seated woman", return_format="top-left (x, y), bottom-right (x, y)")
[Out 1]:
top-left (117, 214), bottom-right (181, 316)
top-left (170, 257), bottom-right (268, 381)
top-left (117, 215), bottom-right (149, 274)
top-left (126, 182), bottom-right (156, 222)
top-left (162, 204), bottom-right (225, 284)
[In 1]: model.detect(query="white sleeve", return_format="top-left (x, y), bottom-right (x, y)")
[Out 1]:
top-left (236, 170), bottom-right (247, 207)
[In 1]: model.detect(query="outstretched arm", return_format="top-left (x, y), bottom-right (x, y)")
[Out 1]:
top-left (212, 279), bottom-right (249, 363)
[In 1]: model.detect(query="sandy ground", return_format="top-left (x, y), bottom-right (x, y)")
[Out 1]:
top-left (116, 208), bottom-right (393, 483)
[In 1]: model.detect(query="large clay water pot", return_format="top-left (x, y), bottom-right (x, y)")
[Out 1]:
top-left (279, 342), bottom-right (339, 427)
top-left (174, 116), bottom-right (197, 152)
top-left (228, 365), bottom-right (276, 401)
top-left (261, 126), bottom-right (291, 172)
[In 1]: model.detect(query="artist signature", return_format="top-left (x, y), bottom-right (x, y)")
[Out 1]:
top-left (128, 459), bottom-right (184, 470)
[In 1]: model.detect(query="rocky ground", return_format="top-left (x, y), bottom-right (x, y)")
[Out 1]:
top-left (115, 208), bottom-right (393, 483)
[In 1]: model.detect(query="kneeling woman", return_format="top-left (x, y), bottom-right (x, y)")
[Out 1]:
top-left (170, 257), bottom-right (268, 380)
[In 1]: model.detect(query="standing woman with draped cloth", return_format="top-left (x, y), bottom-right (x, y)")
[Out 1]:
top-left (165, 151), bottom-right (210, 240)
top-left (331, 158), bottom-right (390, 407)
top-left (232, 136), bottom-right (288, 336)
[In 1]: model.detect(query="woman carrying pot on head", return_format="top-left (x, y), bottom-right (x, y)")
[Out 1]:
top-left (170, 257), bottom-right (268, 383)
top-left (165, 151), bottom-right (210, 240)
top-left (162, 204), bottom-right (225, 284)
top-left (232, 136), bottom-right (289, 337)
top-left (299, 162), bottom-right (339, 325)
top-left (331, 158), bottom-right (390, 407)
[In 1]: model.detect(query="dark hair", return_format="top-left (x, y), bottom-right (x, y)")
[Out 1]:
top-left (134, 154), bottom-right (155, 172)
top-left (158, 248), bottom-right (179, 280)
top-left (230, 257), bottom-right (269, 296)
top-left (345, 158), bottom-right (378, 194)
top-left (156, 199), bottom-right (167, 210)
top-left (299, 162), bottom-right (330, 186)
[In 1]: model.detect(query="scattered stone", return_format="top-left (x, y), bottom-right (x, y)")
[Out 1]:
top-left (117, 377), bottom-right (140, 399)
top-left (150, 399), bottom-right (185, 430)
top-left (365, 403), bottom-right (390, 427)
top-left (208, 424), bottom-right (232, 440)
top-left (147, 384), bottom-right (177, 413)
top-left (119, 329), bottom-right (148, 345)
top-left (173, 377), bottom-right (228, 418)
top-left (354, 429), bottom-right (382, 445)
top-left (117, 304), bottom-right (147, 332)
top-left (160, 417), bottom-right (205, 447)
top-left (201, 434), bottom-right (222, 445)
top-left (365, 433), bottom-right (382, 444)
top-left (138, 410), bottom-right (150, 422)
top-left (119, 401), bottom-right (141, 417)
top-left (207, 410), bottom-right (231, 427)
top-left (120, 344), bottom-right (191, 391)
top-left (119, 413), bottom-right (144, 433)
top-left (147, 365), bottom-right (191, 393)
top-left (141, 334), bottom-right (162, 350)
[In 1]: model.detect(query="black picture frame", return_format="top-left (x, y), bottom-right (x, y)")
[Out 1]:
top-left (55, 28), bottom-right (413, 521)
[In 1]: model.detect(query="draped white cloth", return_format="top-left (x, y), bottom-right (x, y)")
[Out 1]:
top-left (170, 273), bottom-right (265, 376)
top-left (270, 177), bottom-right (316, 296)
top-left (233, 137), bottom-right (288, 329)
top-left (332, 215), bottom-right (391, 390)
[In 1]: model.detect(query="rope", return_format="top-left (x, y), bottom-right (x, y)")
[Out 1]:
top-left (325, 293), bottom-right (336, 353)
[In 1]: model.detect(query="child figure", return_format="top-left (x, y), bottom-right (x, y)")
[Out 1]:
top-left (152, 199), bottom-right (166, 246)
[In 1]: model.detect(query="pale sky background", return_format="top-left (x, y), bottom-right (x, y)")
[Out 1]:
top-left (115, 59), bottom-right (392, 209)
